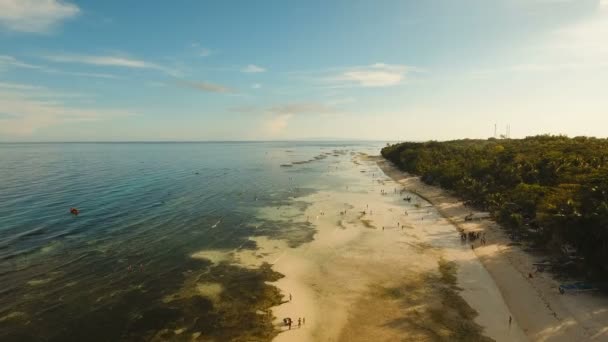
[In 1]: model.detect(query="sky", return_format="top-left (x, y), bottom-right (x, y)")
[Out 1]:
top-left (0, 0), bottom-right (607, 142)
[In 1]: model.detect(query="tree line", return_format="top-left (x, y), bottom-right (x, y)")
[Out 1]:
top-left (382, 135), bottom-right (608, 281)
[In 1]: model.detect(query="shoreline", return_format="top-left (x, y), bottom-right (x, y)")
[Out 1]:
top-left (377, 157), bottom-right (608, 341)
top-left (258, 153), bottom-right (524, 341)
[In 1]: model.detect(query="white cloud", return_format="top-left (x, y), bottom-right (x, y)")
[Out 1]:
top-left (62, 71), bottom-right (120, 79)
top-left (252, 83), bottom-right (261, 89)
top-left (46, 54), bottom-right (154, 68)
top-left (0, 0), bottom-right (80, 33)
top-left (0, 54), bottom-right (120, 79)
top-left (242, 64), bottom-right (266, 73)
top-left (329, 63), bottom-right (409, 87)
top-left (43, 53), bottom-right (180, 76)
top-left (0, 82), bottom-right (132, 137)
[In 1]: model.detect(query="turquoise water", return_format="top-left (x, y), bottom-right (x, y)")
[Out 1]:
top-left (0, 142), bottom-right (381, 341)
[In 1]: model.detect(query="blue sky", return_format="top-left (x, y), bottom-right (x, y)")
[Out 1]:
top-left (1, 0), bottom-right (607, 141)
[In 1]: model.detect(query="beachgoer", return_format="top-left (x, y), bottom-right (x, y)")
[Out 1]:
top-left (509, 316), bottom-right (512, 326)
top-left (303, 317), bottom-right (305, 325)
top-left (382, 226), bottom-right (384, 231)
top-left (298, 318), bottom-right (301, 327)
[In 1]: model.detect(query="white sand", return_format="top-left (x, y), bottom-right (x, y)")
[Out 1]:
top-left (232, 153), bottom-right (531, 341)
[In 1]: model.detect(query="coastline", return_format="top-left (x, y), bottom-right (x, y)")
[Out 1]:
top-left (377, 157), bottom-right (608, 341)
top-left (249, 152), bottom-right (525, 341)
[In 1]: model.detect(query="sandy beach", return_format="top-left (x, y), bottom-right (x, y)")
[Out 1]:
top-left (190, 153), bottom-right (608, 341)
top-left (246, 152), bottom-right (528, 341)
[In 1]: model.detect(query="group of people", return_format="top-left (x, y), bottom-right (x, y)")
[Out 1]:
top-left (282, 317), bottom-right (305, 330)
top-left (461, 230), bottom-right (487, 245)
top-left (283, 293), bottom-right (305, 330)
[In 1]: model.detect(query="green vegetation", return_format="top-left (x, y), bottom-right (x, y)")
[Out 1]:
top-left (382, 135), bottom-right (608, 280)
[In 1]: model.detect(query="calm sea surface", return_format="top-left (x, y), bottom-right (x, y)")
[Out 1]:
top-left (0, 141), bottom-right (382, 341)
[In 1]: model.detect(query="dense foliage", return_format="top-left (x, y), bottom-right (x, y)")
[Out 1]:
top-left (382, 136), bottom-right (608, 279)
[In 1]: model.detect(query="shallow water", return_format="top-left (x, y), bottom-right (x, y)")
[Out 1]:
top-left (0, 141), bottom-right (381, 341)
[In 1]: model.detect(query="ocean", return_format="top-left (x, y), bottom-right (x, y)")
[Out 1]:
top-left (0, 141), bottom-right (382, 341)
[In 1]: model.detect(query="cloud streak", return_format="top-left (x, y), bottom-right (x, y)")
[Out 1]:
top-left (328, 63), bottom-right (409, 87)
top-left (0, 0), bottom-right (80, 33)
top-left (288, 63), bottom-right (415, 88)
top-left (43, 53), bottom-right (180, 76)
top-left (176, 80), bottom-right (234, 93)
top-left (0, 55), bottom-right (120, 79)
top-left (242, 64), bottom-right (266, 73)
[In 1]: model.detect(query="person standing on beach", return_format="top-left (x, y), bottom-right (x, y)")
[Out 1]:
top-left (298, 318), bottom-right (301, 328)
top-left (289, 293), bottom-right (292, 301)
top-left (509, 315), bottom-right (512, 326)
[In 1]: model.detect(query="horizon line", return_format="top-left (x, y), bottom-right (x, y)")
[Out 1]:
top-left (0, 139), bottom-right (394, 144)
